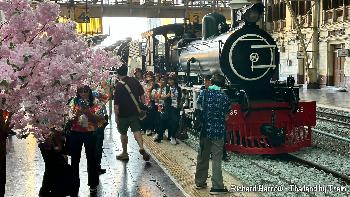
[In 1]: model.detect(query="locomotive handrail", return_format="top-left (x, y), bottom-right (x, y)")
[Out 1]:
top-left (289, 86), bottom-right (299, 113)
top-left (187, 57), bottom-right (206, 77)
top-left (250, 45), bottom-right (276, 48)
top-left (218, 40), bottom-right (223, 58)
top-left (251, 65), bottom-right (276, 69)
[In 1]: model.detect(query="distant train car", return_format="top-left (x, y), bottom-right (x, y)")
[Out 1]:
top-left (140, 3), bottom-right (316, 154)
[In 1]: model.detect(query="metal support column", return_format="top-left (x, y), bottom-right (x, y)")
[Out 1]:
top-left (308, 0), bottom-right (320, 88)
top-left (283, 0), bottom-right (320, 88)
top-left (284, 0), bottom-right (308, 84)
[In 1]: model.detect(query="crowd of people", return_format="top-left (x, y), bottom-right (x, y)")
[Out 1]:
top-left (132, 67), bottom-right (183, 145)
top-left (37, 64), bottom-right (231, 196)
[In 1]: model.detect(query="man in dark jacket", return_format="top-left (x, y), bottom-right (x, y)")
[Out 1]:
top-left (194, 74), bottom-right (230, 195)
top-left (113, 65), bottom-right (150, 162)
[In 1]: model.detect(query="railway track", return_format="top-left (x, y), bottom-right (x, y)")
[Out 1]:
top-left (316, 116), bottom-right (350, 126)
top-left (184, 132), bottom-right (350, 196)
top-left (316, 111), bottom-right (350, 126)
top-left (296, 110), bottom-right (350, 185)
top-left (312, 128), bottom-right (350, 143)
top-left (287, 153), bottom-right (350, 185)
top-left (315, 110), bottom-right (350, 141)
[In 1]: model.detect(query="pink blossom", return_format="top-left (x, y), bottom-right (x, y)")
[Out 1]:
top-left (0, 0), bottom-right (122, 139)
top-left (35, 1), bottom-right (60, 25)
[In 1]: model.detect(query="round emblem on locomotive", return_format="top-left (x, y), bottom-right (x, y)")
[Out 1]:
top-left (229, 34), bottom-right (276, 81)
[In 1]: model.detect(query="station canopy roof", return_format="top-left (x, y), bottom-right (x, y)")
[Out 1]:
top-left (141, 24), bottom-right (184, 38)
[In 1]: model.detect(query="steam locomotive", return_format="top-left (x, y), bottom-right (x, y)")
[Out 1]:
top-left (139, 3), bottom-right (316, 154)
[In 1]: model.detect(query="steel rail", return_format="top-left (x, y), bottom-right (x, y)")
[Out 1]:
top-left (311, 128), bottom-right (350, 144)
top-left (316, 116), bottom-right (350, 126)
top-left (316, 111), bottom-right (350, 120)
top-left (287, 153), bottom-right (350, 185)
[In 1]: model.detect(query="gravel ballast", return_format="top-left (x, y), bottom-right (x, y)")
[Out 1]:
top-left (184, 133), bottom-right (350, 197)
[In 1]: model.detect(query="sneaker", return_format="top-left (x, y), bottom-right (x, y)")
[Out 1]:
top-left (195, 183), bottom-right (207, 189)
top-left (170, 137), bottom-right (177, 145)
top-left (139, 149), bottom-right (150, 161)
top-left (116, 153), bottom-right (129, 161)
top-left (153, 134), bottom-right (159, 140)
top-left (146, 130), bottom-right (152, 136)
top-left (209, 188), bottom-right (228, 195)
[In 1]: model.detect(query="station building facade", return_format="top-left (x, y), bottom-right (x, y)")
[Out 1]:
top-left (265, 0), bottom-right (350, 89)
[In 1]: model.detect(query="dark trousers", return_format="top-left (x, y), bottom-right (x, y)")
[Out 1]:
top-left (69, 131), bottom-right (99, 193)
top-left (157, 107), bottom-right (180, 139)
top-left (141, 103), bottom-right (157, 131)
top-left (154, 109), bottom-right (161, 134)
top-left (39, 147), bottom-right (77, 196)
top-left (95, 127), bottom-right (105, 170)
top-left (156, 111), bottom-right (167, 139)
top-left (167, 107), bottom-right (180, 138)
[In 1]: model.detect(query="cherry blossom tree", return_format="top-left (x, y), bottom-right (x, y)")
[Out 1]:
top-left (0, 0), bottom-right (121, 194)
top-left (0, 0), bottom-right (120, 138)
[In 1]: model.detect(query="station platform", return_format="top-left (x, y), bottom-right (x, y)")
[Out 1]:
top-left (299, 86), bottom-right (350, 111)
top-left (5, 124), bottom-right (184, 197)
top-left (5, 116), bottom-right (257, 197)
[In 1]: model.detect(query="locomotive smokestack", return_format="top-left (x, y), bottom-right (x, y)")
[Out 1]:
top-left (228, 0), bottom-right (250, 29)
top-left (202, 13), bottom-right (227, 40)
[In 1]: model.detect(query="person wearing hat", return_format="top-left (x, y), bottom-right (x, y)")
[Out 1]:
top-left (113, 65), bottom-right (150, 162)
top-left (134, 68), bottom-right (143, 84)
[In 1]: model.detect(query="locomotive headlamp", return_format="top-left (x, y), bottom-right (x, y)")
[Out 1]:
top-left (242, 3), bottom-right (264, 23)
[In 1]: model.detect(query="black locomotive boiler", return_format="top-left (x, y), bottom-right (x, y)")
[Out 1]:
top-left (178, 4), bottom-right (279, 100)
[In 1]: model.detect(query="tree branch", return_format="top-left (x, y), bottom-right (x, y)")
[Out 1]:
top-left (28, 23), bottom-right (47, 44)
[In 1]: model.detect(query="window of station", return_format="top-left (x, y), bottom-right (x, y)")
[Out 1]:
top-left (323, 0), bottom-right (350, 10)
top-left (267, 2), bottom-right (286, 22)
top-left (291, 1), bottom-right (311, 16)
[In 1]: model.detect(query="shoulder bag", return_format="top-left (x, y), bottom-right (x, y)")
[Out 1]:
top-left (119, 80), bottom-right (147, 120)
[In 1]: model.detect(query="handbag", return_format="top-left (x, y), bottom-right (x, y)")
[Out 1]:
top-left (119, 80), bottom-right (147, 120)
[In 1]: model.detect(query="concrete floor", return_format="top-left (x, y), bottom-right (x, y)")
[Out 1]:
top-left (5, 123), bottom-right (184, 197)
top-left (299, 87), bottom-right (350, 110)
